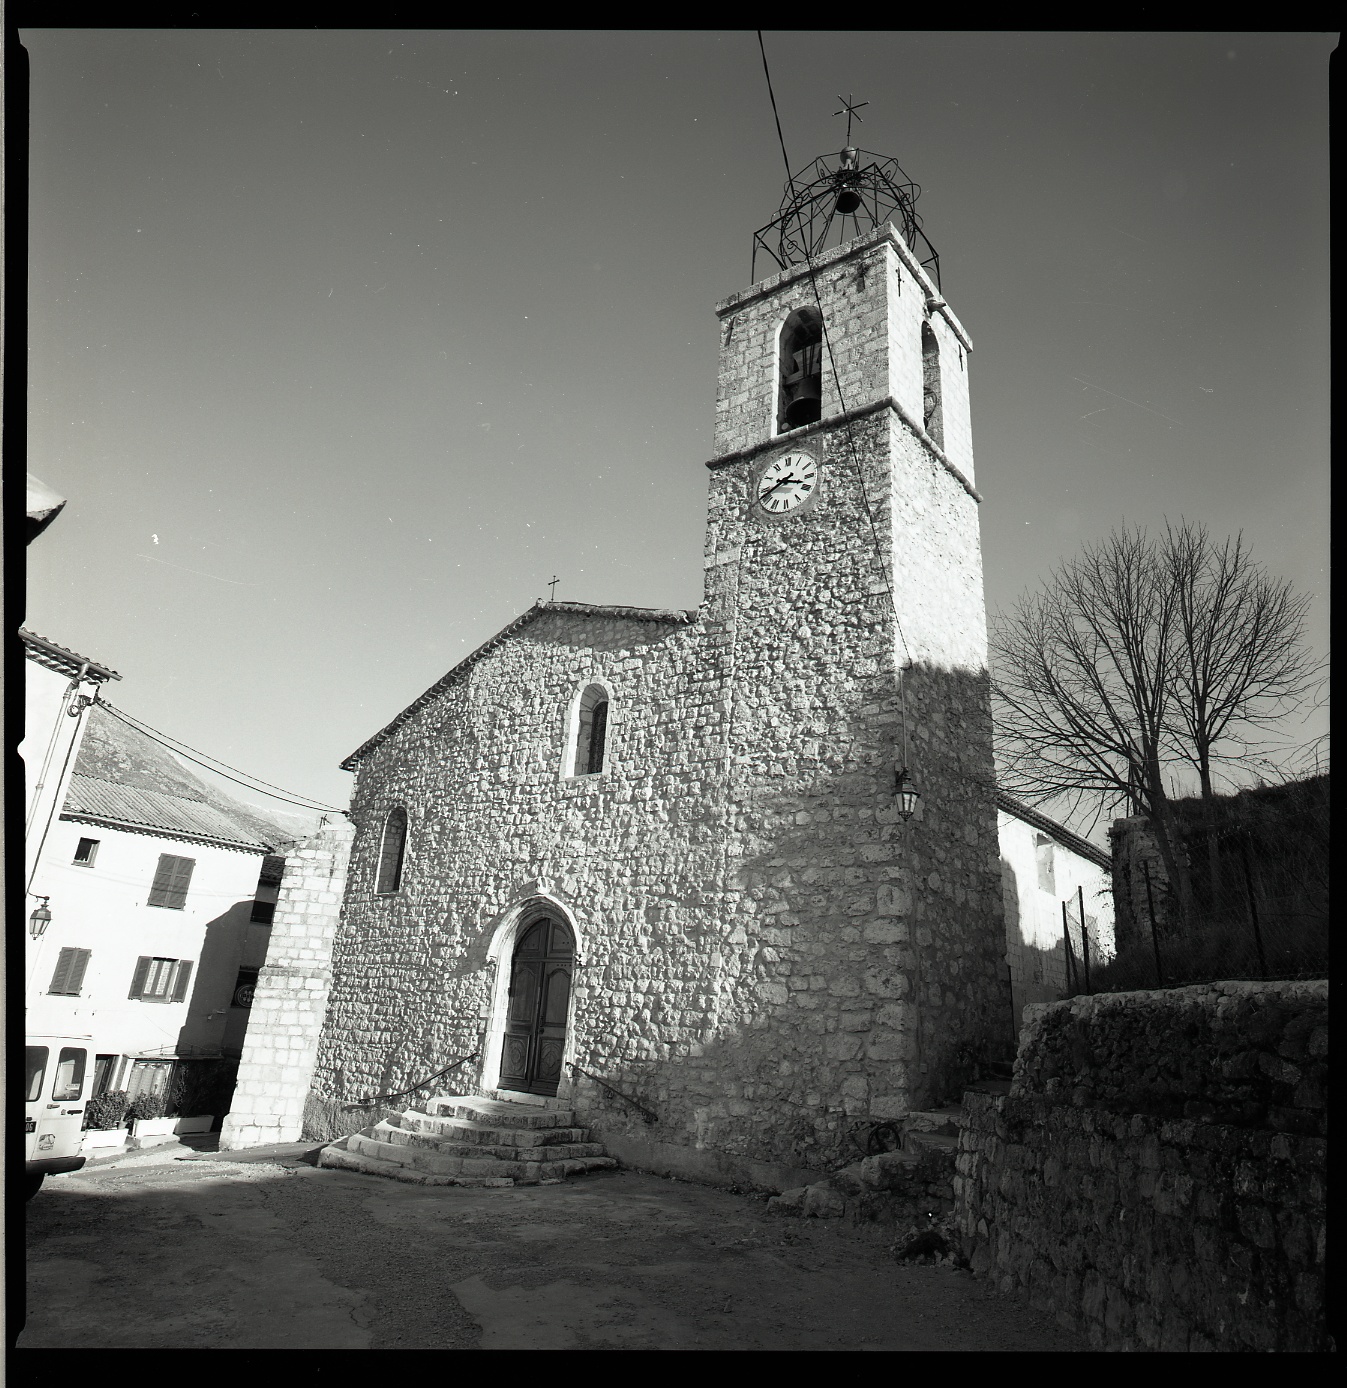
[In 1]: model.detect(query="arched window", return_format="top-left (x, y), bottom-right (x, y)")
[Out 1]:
top-left (921, 321), bottom-right (944, 448)
top-left (777, 307), bottom-right (823, 433)
top-left (376, 807), bottom-right (407, 894)
top-left (572, 685), bottom-right (609, 776)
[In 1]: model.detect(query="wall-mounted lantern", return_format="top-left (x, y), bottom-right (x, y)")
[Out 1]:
top-left (29, 897), bottom-right (52, 938)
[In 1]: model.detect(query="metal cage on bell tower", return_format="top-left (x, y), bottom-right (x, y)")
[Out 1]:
top-left (751, 146), bottom-right (942, 289)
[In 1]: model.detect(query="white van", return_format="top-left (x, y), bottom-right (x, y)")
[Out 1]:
top-left (24, 1034), bottom-right (91, 1198)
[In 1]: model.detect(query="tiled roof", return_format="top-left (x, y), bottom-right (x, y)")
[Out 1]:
top-left (63, 775), bottom-right (280, 851)
top-left (60, 705), bottom-right (301, 851)
top-left (20, 628), bottom-right (121, 683)
top-left (995, 790), bottom-right (1112, 871)
top-left (341, 599), bottom-right (697, 770)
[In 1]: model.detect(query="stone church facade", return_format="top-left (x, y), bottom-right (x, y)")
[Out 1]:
top-left (225, 219), bottom-right (1019, 1187)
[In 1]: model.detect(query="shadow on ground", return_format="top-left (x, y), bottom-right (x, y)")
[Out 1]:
top-left (22, 1157), bottom-right (1085, 1351)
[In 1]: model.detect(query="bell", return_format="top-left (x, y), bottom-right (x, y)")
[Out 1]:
top-left (835, 186), bottom-right (861, 215)
top-left (784, 381), bottom-right (822, 429)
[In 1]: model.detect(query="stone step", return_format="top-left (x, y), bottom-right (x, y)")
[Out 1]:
top-left (902, 1130), bottom-right (961, 1159)
top-left (424, 1094), bottom-right (577, 1130)
top-left (903, 1107), bottom-right (964, 1138)
top-left (398, 1110), bottom-right (591, 1148)
top-left (379, 1124), bottom-right (606, 1163)
top-left (349, 1127), bottom-right (616, 1185)
top-left (963, 1078), bottom-right (1012, 1098)
top-left (316, 1137), bottom-right (515, 1188)
top-left (474, 1086), bottom-right (574, 1111)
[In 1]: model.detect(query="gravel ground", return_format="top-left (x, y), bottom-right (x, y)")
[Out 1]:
top-left (20, 1151), bottom-right (1086, 1351)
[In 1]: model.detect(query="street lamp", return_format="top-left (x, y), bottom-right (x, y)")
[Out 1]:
top-left (894, 767), bottom-right (920, 821)
top-left (29, 897), bottom-right (52, 938)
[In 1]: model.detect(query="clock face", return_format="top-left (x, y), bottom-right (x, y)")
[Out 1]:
top-left (757, 452), bottom-right (819, 514)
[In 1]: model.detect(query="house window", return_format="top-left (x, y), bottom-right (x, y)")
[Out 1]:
top-left (572, 685), bottom-right (609, 776)
top-left (376, 807), bottom-right (408, 894)
top-left (233, 967), bottom-right (259, 1009)
top-left (250, 900), bottom-right (276, 924)
top-left (48, 947), bottom-right (91, 996)
top-left (147, 853), bottom-right (195, 910)
top-left (1035, 834), bottom-right (1056, 894)
top-left (92, 1054), bottom-right (118, 1098)
top-left (921, 321), bottom-right (944, 448)
top-left (73, 837), bottom-right (100, 867)
top-left (126, 1059), bottom-right (173, 1101)
top-left (129, 956), bottom-right (194, 1003)
top-left (778, 307), bottom-right (824, 433)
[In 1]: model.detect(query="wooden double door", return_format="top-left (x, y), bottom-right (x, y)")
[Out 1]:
top-left (498, 917), bottom-right (573, 1097)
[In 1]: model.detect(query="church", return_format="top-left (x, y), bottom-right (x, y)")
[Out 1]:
top-left (222, 142), bottom-right (1112, 1189)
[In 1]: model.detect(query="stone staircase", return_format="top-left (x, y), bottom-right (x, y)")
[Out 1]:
top-left (768, 1061), bottom-right (1016, 1225)
top-left (318, 1089), bottom-right (618, 1188)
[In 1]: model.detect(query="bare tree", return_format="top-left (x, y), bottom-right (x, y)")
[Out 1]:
top-left (1161, 521), bottom-right (1316, 901)
top-left (991, 527), bottom-right (1193, 918)
top-left (992, 522), bottom-right (1317, 921)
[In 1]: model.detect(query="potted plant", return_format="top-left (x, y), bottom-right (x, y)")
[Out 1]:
top-left (127, 1092), bottom-right (178, 1147)
top-left (81, 1090), bottom-right (131, 1150)
top-left (166, 1064), bottom-right (217, 1135)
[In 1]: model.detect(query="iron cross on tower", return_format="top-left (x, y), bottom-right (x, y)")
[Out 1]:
top-left (834, 94), bottom-right (868, 143)
top-left (548, 575), bottom-right (560, 601)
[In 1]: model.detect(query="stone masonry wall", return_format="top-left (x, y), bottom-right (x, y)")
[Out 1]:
top-left (303, 225), bottom-right (1009, 1187)
top-left (218, 817), bottom-right (355, 1150)
top-left (955, 981), bottom-right (1329, 1351)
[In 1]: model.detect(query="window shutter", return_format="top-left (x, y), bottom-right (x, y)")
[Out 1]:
top-left (166, 856), bottom-right (195, 908)
top-left (586, 700), bottom-right (608, 774)
top-left (170, 960), bottom-right (194, 1003)
top-left (148, 854), bottom-right (195, 909)
top-left (66, 948), bottom-right (91, 994)
top-left (129, 955), bottom-right (152, 999)
top-left (49, 948), bottom-right (76, 994)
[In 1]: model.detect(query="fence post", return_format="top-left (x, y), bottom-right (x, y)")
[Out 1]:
top-left (1143, 860), bottom-right (1164, 988)
top-left (1061, 899), bottom-right (1078, 992)
top-left (1077, 884), bottom-right (1091, 994)
top-left (1238, 836), bottom-right (1270, 981)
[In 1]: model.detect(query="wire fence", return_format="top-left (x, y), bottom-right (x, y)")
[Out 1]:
top-left (1070, 775), bottom-right (1328, 995)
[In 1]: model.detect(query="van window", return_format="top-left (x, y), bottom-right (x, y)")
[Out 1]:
top-left (53, 1048), bottom-right (87, 1102)
top-left (26, 1046), bottom-right (50, 1102)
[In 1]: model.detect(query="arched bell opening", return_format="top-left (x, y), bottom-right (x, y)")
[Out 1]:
top-left (777, 307), bottom-right (824, 433)
top-left (497, 915), bottom-right (575, 1098)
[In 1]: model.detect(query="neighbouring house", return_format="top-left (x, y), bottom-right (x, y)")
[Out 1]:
top-left (25, 702), bottom-right (309, 1123)
top-left (996, 791), bottom-right (1116, 1028)
top-left (22, 627), bottom-right (121, 894)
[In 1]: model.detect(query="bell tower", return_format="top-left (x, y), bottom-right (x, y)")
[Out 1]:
top-left (701, 145), bottom-right (1009, 1127)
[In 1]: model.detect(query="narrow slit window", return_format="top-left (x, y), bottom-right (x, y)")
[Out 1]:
top-left (777, 308), bottom-right (824, 433)
top-left (921, 321), bottom-right (944, 448)
top-left (573, 685), bottom-right (609, 776)
top-left (376, 807), bottom-right (408, 894)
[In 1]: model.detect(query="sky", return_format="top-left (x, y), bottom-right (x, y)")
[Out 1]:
top-left (22, 30), bottom-right (1333, 824)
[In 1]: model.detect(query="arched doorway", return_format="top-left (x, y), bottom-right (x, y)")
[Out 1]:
top-left (498, 916), bottom-right (573, 1097)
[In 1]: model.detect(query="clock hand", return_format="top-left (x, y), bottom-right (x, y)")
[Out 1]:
top-left (761, 474), bottom-right (804, 497)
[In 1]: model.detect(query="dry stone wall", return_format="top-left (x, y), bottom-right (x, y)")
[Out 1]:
top-left (955, 981), bottom-right (1329, 1351)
